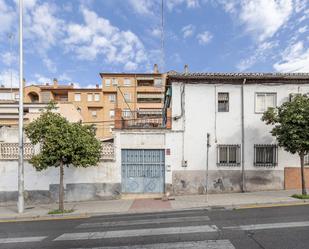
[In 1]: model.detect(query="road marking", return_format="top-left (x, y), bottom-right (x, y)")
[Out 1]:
top-left (71, 240), bottom-right (235, 249)
top-left (0, 236), bottom-right (47, 244)
top-left (224, 221), bottom-right (309, 231)
top-left (54, 225), bottom-right (219, 241)
top-left (77, 215), bottom-right (210, 228)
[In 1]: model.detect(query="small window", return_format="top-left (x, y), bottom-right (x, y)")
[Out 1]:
top-left (109, 109), bottom-right (115, 118)
top-left (109, 125), bottom-right (114, 132)
top-left (87, 93), bottom-right (93, 102)
top-left (112, 78), bottom-right (118, 86)
top-left (94, 93), bottom-right (100, 101)
top-left (74, 93), bottom-right (81, 102)
top-left (154, 78), bottom-right (162, 87)
top-left (123, 109), bottom-right (131, 118)
top-left (255, 93), bottom-right (276, 113)
top-left (217, 145), bottom-right (240, 166)
top-left (124, 93), bottom-right (131, 102)
top-left (124, 78), bottom-right (131, 86)
top-left (109, 94), bottom-right (116, 102)
top-left (105, 79), bottom-right (111, 87)
top-left (305, 155), bottom-right (309, 166)
top-left (91, 110), bottom-right (97, 118)
top-left (254, 144), bottom-right (278, 167)
top-left (218, 92), bottom-right (229, 112)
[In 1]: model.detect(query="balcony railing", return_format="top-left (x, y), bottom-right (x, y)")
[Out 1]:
top-left (115, 108), bottom-right (171, 129)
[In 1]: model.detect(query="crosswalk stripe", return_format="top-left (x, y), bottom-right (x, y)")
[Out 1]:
top-left (77, 216), bottom-right (210, 229)
top-left (0, 236), bottom-right (47, 244)
top-left (54, 225), bottom-right (219, 241)
top-left (224, 221), bottom-right (309, 231)
top-left (70, 240), bottom-right (235, 249)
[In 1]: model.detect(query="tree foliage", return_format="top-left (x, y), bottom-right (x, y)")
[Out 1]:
top-left (262, 95), bottom-right (309, 195)
top-left (262, 95), bottom-right (309, 155)
top-left (25, 102), bottom-right (101, 170)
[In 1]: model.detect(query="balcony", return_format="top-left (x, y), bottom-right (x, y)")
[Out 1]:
top-left (115, 108), bottom-right (171, 129)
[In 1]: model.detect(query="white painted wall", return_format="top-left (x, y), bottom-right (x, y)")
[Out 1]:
top-left (0, 127), bottom-right (119, 193)
top-left (171, 82), bottom-right (309, 172)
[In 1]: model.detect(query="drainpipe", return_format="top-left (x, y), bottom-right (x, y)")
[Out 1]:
top-left (241, 78), bottom-right (246, 192)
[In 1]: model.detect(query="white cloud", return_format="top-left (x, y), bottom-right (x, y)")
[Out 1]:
top-left (150, 27), bottom-right (161, 38)
top-left (239, 0), bottom-right (293, 41)
top-left (64, 8), bottom-right (148, 71)
top-left (0, 0), bottom-right (16, 35)
top-left (24, 2), bottom-right (65, 50)
top-left (217, 0), bottom-right (294, 42)
top-left (0, 69), bottom-right (19, 87)
top-left (58, 73), bottom-right (72, 82)
top-left (197, 31), bottom-right (213, 44)
top-left (298, 25), bottom-right (308, 33)
top-left (237, 41), bottom-right (278, 71)
top-left (182, 24), bottom-right (195, 38)
top-left (1, 52), bottom-right (17, 66)
top-left (274, 41), bottom-right (309, 72)
top-left (32, 74), bottom-right (51, 84)
top-left (167, 0), bottom-right (200, 10)
top-left (128, 0), bottom-right (157, 15)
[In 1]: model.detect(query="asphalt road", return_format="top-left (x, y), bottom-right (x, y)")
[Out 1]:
top-left (0, 204), bottom-right (309, 249)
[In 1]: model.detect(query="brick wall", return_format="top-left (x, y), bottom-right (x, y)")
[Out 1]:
top-left (284, 167), bottom-right (309, 189)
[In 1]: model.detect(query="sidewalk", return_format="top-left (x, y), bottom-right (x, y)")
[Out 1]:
top-left (0, 190), bottom-right (308, 221)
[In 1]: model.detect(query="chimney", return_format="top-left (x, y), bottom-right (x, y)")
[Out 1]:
top-left (46, 83), bottom-right (49, 86)
top-left (153, 64), bottom-right (159, 74)
top-left (70, 83), bottom-right (74, 87)
top-left (184, 65), bottom-right (189, 74)
top-left (53, 78), bottom-right (58, 88)
top-left (95, 84), bottom-right (99, 89)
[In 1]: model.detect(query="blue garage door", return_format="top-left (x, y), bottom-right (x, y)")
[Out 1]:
top-left (121, 149), bottom-right (165, 193)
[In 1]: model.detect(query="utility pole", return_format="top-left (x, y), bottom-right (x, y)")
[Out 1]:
top-left (205, 133), bottom-right (210, 202)
top-left (18, 0), bottom-right (24, 214)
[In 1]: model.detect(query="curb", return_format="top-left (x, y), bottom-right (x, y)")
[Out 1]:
top-left (0, 199), bottom-right (308, 223)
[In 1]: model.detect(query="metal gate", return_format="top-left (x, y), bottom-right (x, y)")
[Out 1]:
top-left (121, 149), bottom-right (165, 193)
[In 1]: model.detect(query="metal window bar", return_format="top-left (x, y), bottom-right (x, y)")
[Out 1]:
top-left (217, 144), bottom-right (241, 167)
top-left (254, 144), bottom-right (278, 167)
top-left (218, 93), bottom-right (229, 112)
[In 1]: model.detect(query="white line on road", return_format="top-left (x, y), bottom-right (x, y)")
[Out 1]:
top-left (70, 240), bottom-right (235, 249)
top-left (224, 221), bottom-right (309, 231)
top-left (0, 236), bottom-right (47, 244)
top-left (54, 225), bottom-right (219, 241)
top-left (77, 216), bottom-right (210, 228)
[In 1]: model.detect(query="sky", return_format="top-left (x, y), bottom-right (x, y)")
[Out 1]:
top-left (0, 0), bottom-right (308, 87)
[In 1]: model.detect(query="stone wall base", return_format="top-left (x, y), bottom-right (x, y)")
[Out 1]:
top-left (171, 170), bottom-right (284, 195)
top-left (0, 183), bottom-right (121, 204)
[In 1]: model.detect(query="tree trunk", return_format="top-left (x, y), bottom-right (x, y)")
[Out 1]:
top-left (300, 153), bottom-right (307, 196)
top-left (59, 160), bottom-right (64, 212)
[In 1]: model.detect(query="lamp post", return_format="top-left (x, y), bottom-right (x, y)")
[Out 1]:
top-left (18, 0), bottom-right (24, 214)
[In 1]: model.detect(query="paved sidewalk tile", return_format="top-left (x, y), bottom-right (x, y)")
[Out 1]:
top-left (129, 199), bottom-right (171, 211)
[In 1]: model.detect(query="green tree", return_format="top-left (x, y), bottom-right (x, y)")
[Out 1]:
top-left (25, 102), bottom-right (102, 211)
top-left (262, 95), bottom-right (309, 195)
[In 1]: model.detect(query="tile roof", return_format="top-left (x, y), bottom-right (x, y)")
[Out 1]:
top-left (168, 72), bottom-right (309, 80)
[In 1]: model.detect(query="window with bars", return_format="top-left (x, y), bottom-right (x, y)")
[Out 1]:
top-left (254, 144), bottom-right (278, 167)
top-left (217, 144), bottom-right (240, 166)
top-left (218, 92), bottom-right (229, 112)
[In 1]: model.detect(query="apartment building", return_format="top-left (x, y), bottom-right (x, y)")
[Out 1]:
top-left (99, 65), bottom-right (166, 133)
top-left (112, 72), bottom-right (309, 195)
top-left (0, 80), bottom-right (105, 138)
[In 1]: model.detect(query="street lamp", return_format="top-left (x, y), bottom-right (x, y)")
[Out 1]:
top-left (18, 0), bottom-right (24, 214)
